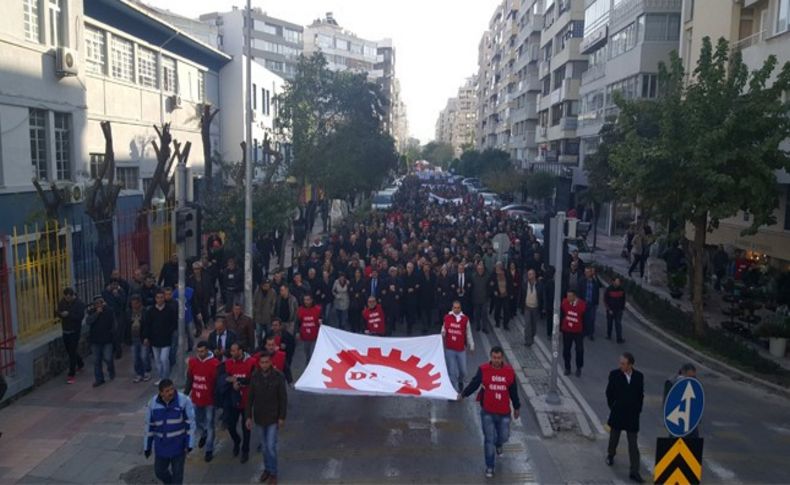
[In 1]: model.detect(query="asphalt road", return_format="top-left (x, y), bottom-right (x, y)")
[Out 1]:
top-left (530, 304), bottom-right (790, 484)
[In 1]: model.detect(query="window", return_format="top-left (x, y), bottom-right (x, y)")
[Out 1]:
top-left (162, 56), bottom-right (177, 93)
top-left (265, 59), bottom-right (284, 72)
top-left (111, 36), bottom-right (134, 82)
top-left (316, 34), bottom-right (333, 49)
top-left (29, 109), bottom-right (48, 180)
top-left (89, 153), bottom-right (106, 179)
top-left (23, 0), bottom-right (40, 42)
top-left (197, 71), bottom-right (205, 102)
top-left (609, 22), bottom-right (637, 58)
top-left (364, 45), bottom-right (377, 58)
top-left (54, 112), bottom-right (70, 180)
top-left (258, 22), bottom-right (278, 35)
top-left (779, 0), bottom-right (790, 33)
top-left (48, 0), bottom-right (64, 46)
top-left (584, 0), bottom-right (610, 36)
top-left (116, 167), bottom-right (139, 190)
top-left (252, 83), bottom-right (257, 110)
top-left (335, 38), bottom-right (349, 50)
top-left (266, 89), bottom-right (271, 115)
top-left (85, 26), bottom-right (106, 74)
top-left (642, 14), bottom-right (681, 41)
top-left (683, 0), bottom-right (695, 22)
top-left (137, 46), bottom-right (158, 88)
top-left (283, 28), bottom-right (302, 44)
top-left (553, 65), bottom-right (566, 90)
top-left (350, 43), bottom-right (363, 54)
top-left (641, 73), bottom-right (658, 98)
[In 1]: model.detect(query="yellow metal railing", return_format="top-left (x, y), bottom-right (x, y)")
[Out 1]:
top-left (12, 220), bottom-right (71, 341)
top-left (150, 208), bottom-right (175, 277)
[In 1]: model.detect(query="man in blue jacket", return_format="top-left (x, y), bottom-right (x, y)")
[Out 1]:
top-left (144, 379), bottom-right (196, 484)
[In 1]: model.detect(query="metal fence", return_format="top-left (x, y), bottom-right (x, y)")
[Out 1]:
top-left (12, 221), bottom-right (72, 341)
top-left (0, 241), bottom-right (16, 374)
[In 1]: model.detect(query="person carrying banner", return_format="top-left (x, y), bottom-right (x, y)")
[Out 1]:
top-left (296, 294), bottom-right (322, 364)
top-left (441, 301), bottom-right (474, 392)
top-left (459, 346), bottom-right (521, 479)
top-left (362, 296), bottom-right (386, 336)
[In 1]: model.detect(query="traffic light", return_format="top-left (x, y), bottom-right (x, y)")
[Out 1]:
top-left (174, 206), bottom-right (200, 259)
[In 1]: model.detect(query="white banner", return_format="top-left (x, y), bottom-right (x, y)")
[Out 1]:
top-left (295, 326), bottom-right (458, 400)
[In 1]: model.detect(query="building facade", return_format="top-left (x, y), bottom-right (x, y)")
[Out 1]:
top-left (435, 76), bottom-right (478, 157)
top-left (681, 0), bottom-right (790, 267)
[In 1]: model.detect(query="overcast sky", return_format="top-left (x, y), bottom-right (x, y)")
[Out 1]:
top-left (153, 0), bottom-right (500, 144)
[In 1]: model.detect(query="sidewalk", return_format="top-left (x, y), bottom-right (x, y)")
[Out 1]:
top-left (589, 233), bottom-right (790, 374)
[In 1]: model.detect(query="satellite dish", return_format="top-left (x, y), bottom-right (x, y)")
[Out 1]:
top-left (491, 233), bottom-right (511, 263)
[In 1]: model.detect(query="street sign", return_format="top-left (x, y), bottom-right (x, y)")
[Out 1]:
top-left (654, 437), bottom-right (704, 484)
top-left (663, 377), bottom-right (705, 437)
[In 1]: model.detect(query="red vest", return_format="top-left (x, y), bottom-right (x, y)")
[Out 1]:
top-left (561, 298), bottom-right (586, 333)
top-left (479, 363), bottom-right (516, 415)
top-left (297, 305), bottom-right (322, 341)
top-left (187, 356), bottom-right (220, 407)
top-left (443, 313), bottom-right (469, 351)
top-left (271, 350), bottom-right (287, 372)
top-left (363, 305), bottom-right (386, 335)
top-left (225, 356), bottom-right (255, 409)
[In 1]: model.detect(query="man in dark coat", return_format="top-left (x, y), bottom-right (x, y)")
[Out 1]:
top-left (605, 352), bottom-right (645, 483)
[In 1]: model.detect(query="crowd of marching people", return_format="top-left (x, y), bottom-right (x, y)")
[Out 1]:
top-left (56, 172), bottom-right (641, 483)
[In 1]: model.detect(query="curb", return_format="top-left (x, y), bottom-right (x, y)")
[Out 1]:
top-left (592, 265), bottom-right (790, 400)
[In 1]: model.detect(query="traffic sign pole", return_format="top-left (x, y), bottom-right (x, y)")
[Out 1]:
top-left (546, 211), bottom-right (565, 405)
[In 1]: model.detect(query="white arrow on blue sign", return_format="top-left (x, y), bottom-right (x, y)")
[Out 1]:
top-left (663, 377), bottom-right (705, 437)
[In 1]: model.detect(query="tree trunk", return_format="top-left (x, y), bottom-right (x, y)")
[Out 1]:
top-left (592, 202), bottom-right (600, 252)
top-left (691, 215), bottom-right (707, 337)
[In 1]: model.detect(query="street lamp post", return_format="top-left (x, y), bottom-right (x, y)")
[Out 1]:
top-left (243, 0), bottom-right (254, 317)
top-left (546, 211), bottom-right (565, 405)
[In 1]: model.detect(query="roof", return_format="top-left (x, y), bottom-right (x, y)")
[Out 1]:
top-left (85, 0), bottom-right (231, 71)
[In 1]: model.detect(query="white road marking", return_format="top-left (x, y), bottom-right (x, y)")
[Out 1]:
top-left (320, 458), bottom-right (342, 480)
top-left (706, 459), bottom-right (738, 482)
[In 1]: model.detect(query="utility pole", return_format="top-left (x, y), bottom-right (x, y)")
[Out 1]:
top-left (546, 211), bottom-right (565, 405)
top-left (175, 162), bottom-right (187, 386)
top-left (243, 0), bottom-right (254, 317)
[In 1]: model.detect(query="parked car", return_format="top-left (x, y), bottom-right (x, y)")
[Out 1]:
top-left (371, 191), bottom-right (395, 211)
top-left (528, 223), bottom-right (545, 244)
top-left (480, 192), bottom-right (503, 209)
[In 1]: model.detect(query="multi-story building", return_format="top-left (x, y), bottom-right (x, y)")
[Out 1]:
top-left (475, 0), bottom-right (544, 168)
top-left (436, 76), bottom-right (478, 157)
top-left (200, 8), bottom-right (303, 80)
top-left (577, 0), bottom-right (682, 233)
top-left (534, 0), bottom-right (588, 173)
top-left (680, 0), bottom-right (790, 267)
top-left (303, 13), bottom-right (405, 147)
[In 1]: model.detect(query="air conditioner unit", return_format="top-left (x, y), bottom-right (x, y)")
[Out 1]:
top-left (56, 46), bottom-right (79, 77)
top-left (170, 94), bottom-right (183, 110)
top-left (68, 181), bottom-right (86, 204)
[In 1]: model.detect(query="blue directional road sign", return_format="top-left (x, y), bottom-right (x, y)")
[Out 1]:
top-left (663, 377), bottom-right (705, 437)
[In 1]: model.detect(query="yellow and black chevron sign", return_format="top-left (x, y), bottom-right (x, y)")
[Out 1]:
top-left (654, 437), bottom-right (703, 484)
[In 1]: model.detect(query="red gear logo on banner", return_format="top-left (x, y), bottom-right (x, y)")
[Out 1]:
top-left (322, 348), bottom-right (441, 396)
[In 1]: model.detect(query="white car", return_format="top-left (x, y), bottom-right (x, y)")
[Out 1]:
top-left (480, 192), bottom-right (503, 209)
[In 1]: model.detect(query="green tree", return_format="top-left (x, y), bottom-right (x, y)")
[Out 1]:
top-left (421, 141), bottom-right (455, 166)
top-left (455, 148), bottom-right (511, 177)
top-left (277, 53), bottom-right (396, 199)
top-left (610, 37), bottom-right (790, 336)
top-left (483, 168), bottom-right (526, 195)
top-left (525, 171), bottom-right (556, 203)
top-left (581, 121), bottom-right (622, 250)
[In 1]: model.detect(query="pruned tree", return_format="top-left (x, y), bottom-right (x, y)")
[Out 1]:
top-left (32, 178), bottom-right (65, 221)
top-left (85, 121), bottom-right (122, 281)
top-left (200, 104), bottom-right (220, 193)
top-left (142, 123), bottom-right (174, 210)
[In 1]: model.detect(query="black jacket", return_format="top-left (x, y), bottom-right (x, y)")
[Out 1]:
top-left (417, 272), bottom-right (437, 308)
top-left (143, 304), bottom-right (177, 347)
top-left (604, 286), bottom-right (626, 313)
top-left (57, 298), bottom-right (85, 334)
top-left (158, 261), bottom-right (179, 288)
top-left (87, 307), bottom-right (114, 345)
top-left (606, 368), bottom-right (644, 432)
top-left (264, 329), bottom-right (296, 367)
top-left (579, 276), bottom-right (601, 306)
top-left (207, 329), bottom-right (237, 359)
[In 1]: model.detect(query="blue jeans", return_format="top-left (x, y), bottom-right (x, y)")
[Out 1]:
top-left (444, 349), bottom-right (467, 392)
top-left (194, 405), bottom-right (215, 452)
top-left (481, 410), bottom-right (511, 470)
top-left (153, 346), bottom-right (171, 380)
top-left (257, 423), bottom-right (279, 476)
top-left (133, 341), bottom-right (151, 377)
top-left (91, 343), bottom-right (114, 383)
top-left (335, 309), bottom-right (348, 330)
top-left (154, 453), bottom-right (185, 484)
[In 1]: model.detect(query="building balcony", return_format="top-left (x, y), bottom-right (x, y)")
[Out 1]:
top-left (528, 161), bottom-right (574, 178)
top-left (580, 24), bottom-right (608, 55)
top-left (581, 63), bottom-right (606, 85)
top-left (559, 116), bottom-right (578, 131)
top-left (611, 0), bottom-right (682, 29)
top-left (547, 79), bottom-right (581, 105)
top-left (558, 154), bottom-right (579, 165)
top-left (539, 60), bottom-right (551, 80)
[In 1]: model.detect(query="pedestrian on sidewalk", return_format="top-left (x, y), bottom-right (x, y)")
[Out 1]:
top-left (224, 343), bottom-right (255, 463)
top-left (56, 287), bottom-right (85, 384)
top-left (220, 257), bottom-right (244, 309)
top-left (604, 278), bottom-right (626, 343)
top-left (561, 289), bottom-right (586, 377)
top-left (144, 379), bottom-right (196, 485)
top-left (471, 263), bottom-right (490, 333)
top-left (605, 352), bottom-right (645, 483)
top-left (245, 352), bottom-right (288, 484)
top-left (489, 262), bottom-right (512, 330)
top-left (582, 267), bottom-right (601, 341)
top-left (143, 290), bottom-right (177, 384)
top-left (87, 295), bottom-right (115, 387)
top-left (628, 230), bottom-right (646, 279)
top-left (442, 301), bottom-right (474, 392)
top-left (459, 346), bottom-right (520, 479)
top-left (296, 294), bottom-right (322, 364)
top-left (129, 295), bottom-right (152, 383)
top-left (185, 341), bottom-right (221, 462)
top-left (523, 269), bottom-right (543, 346)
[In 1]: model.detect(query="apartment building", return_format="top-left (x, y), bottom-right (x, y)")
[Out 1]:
top-left (534, 0), bottom-right (588, 173)
top-left (577, 0), bottom-right (682, 234)
top-left (304, 13), bottom-right (406, 147)
top-left (200, 8), bottom-right (303, 80)
top-left (681, 0), bottom-right (790, 267)
top-left (435, 76), bottom-right (478, 156)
